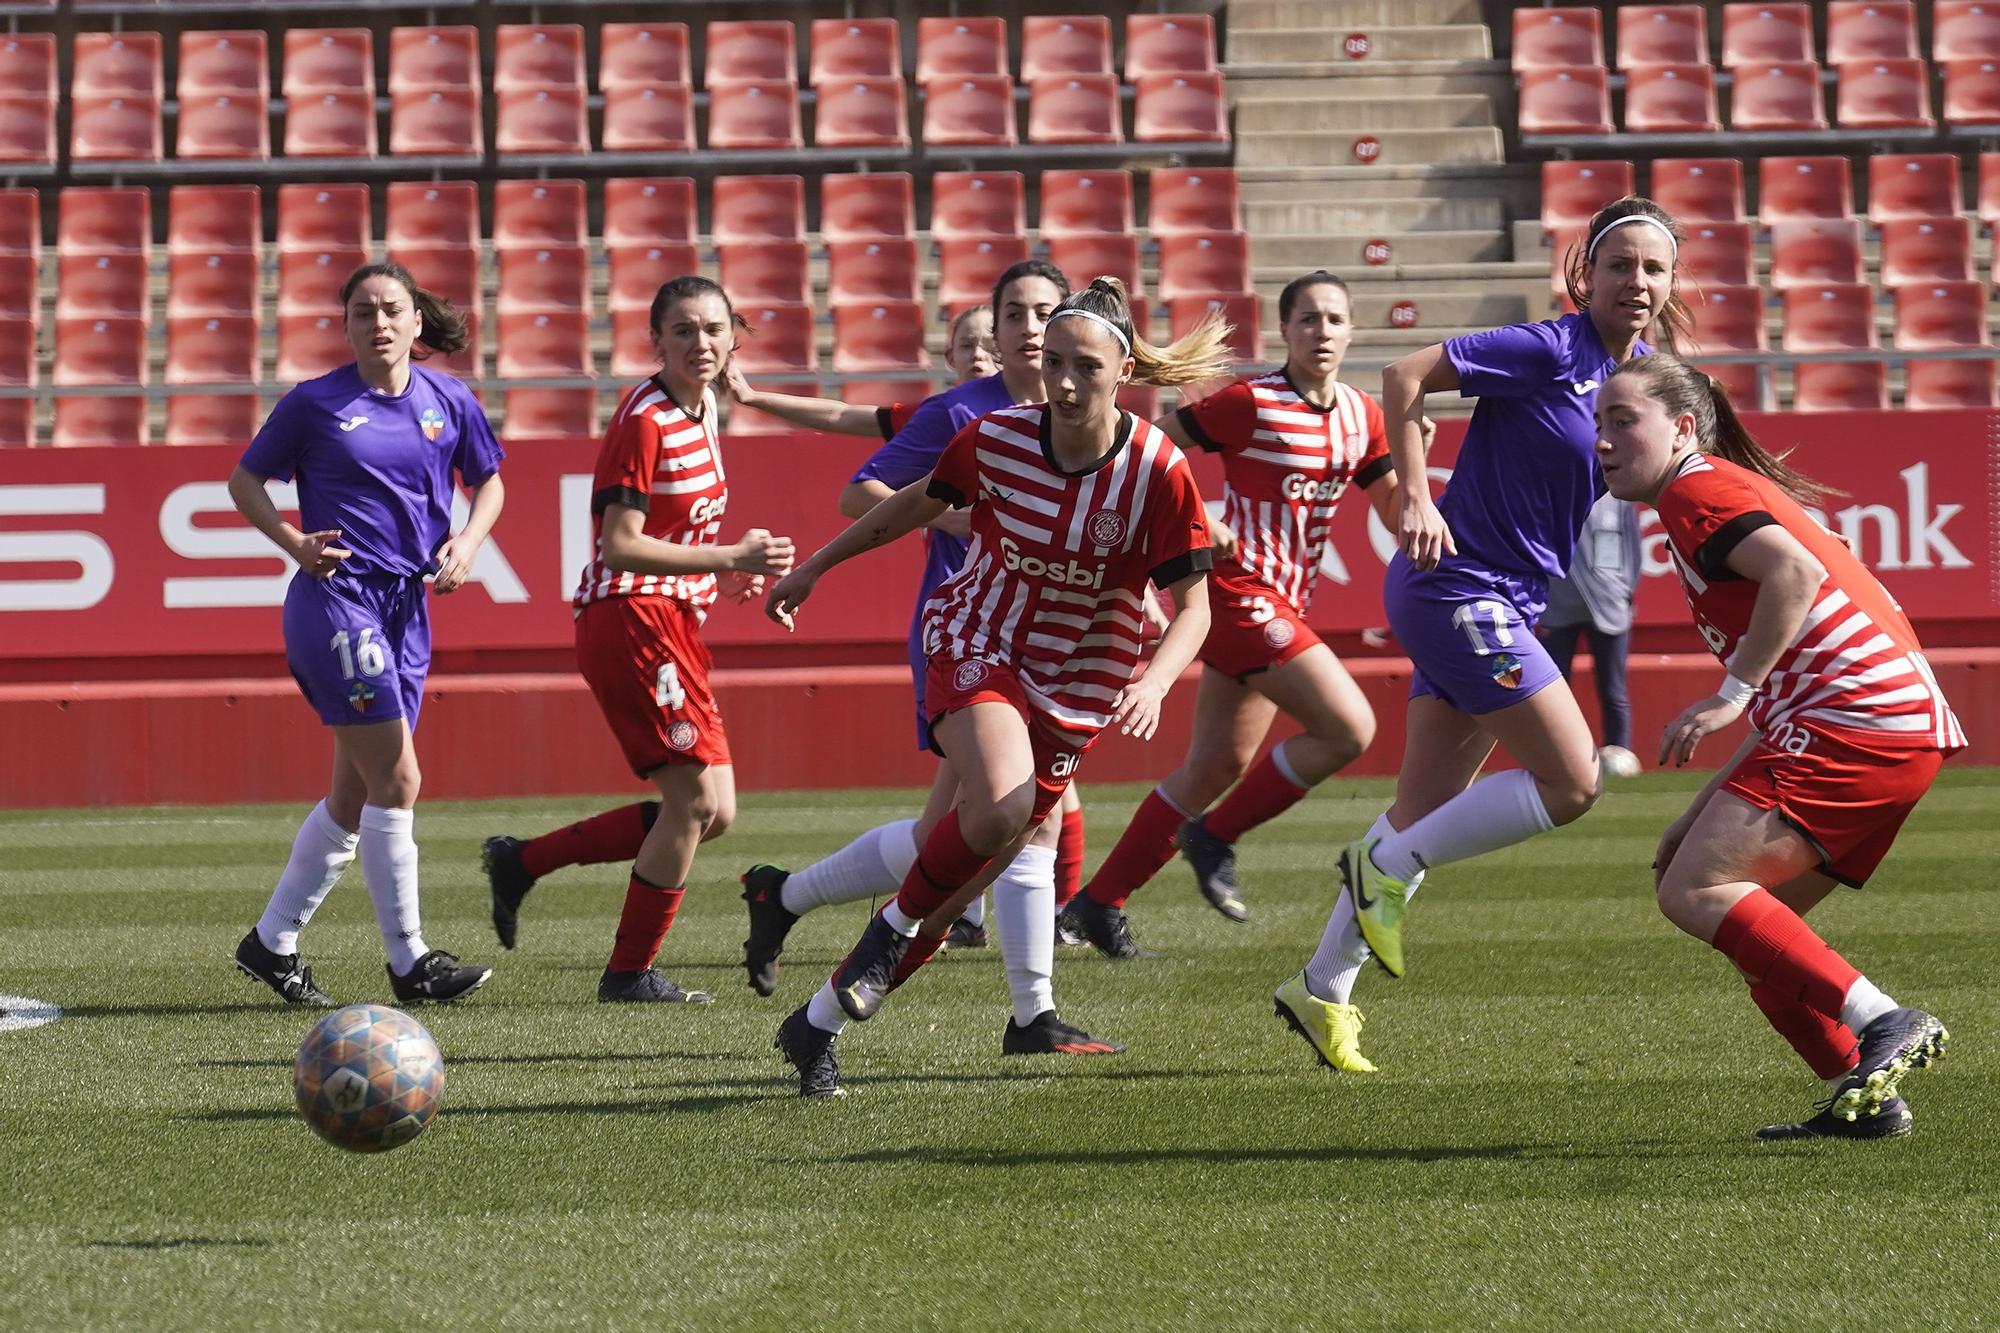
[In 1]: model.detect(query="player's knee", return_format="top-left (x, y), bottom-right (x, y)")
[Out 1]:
top-left (1304, 714), bottom-right (1371, 770)
top-left (1652, 875), bottom-right (1709, 937)
top-left (1542, 764), bottom-right (1602, 826)
top-left (1186, 753), bottom-right (1248, 804)
top-left (961, 792), bottom-right (1033, 852)
top-left (704, 798), bottom-right (736, 841)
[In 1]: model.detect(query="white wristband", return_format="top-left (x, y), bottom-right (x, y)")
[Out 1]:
top-left (1717, 674), bottom-right (1757, 709)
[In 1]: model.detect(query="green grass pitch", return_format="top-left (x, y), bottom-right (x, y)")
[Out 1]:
top-left (3, 771), bottom-right (1997, 1331)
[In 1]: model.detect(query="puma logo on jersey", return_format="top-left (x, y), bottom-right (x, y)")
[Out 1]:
top-left (336, 414), bottom-right (369, 432)
top-left (1000, 536), bottom-right (1105, 589)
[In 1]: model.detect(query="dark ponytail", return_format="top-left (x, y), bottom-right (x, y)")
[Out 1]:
top-left (1564, 197), bottom-right (1694, 355)
top-left (1610, 353), bottom-right (1836, 505)
top-left (343, 260), bottom-right (469, 357)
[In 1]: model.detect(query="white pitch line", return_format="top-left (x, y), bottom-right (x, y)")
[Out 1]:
top-left (0, 995), bottom-right (60, 1033)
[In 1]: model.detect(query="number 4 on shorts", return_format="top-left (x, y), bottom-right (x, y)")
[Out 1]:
top-left (655, 662), bottom-right (686, 710)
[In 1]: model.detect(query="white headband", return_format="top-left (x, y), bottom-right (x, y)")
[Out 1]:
top-left (1046, 307), bottom-right (1132, 355)
top-left (1587, 214), bottom-right (1678, 262)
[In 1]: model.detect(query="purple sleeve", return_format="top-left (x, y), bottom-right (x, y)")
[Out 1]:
top-left (447, 380), bottom-right (505, 486)
top-left (1444, 320), bottom-right (1563, 400)
top-left (239, 389), bottom-right (306, 481)
top-left (851, 392), bottom-right (965, 489)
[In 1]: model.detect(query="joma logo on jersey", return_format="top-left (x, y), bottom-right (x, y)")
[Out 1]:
top-left (1281, 473), bottom-right (1347, 502)
top-left (1000, 537), bottom-right (1105, 588)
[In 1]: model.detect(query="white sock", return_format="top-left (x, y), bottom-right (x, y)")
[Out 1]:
top-left (992, 843), bottom-right (1058, 1026)
top-left (358, 804), bottom-right (427, 973)
top-left (780, 818), bottom-right (918, 915)
top-left (1305, 813), bottom-right (1427, 1003)
top-left (256, 799), bottom-right (358, 955)
top-left (1371, 769), bottom-right (1555, 881)
top-left (958, 893), bottom-right (987, 929)
top-left (805, 981), bottom-right (849, 1035)
top-left (881, 900), bottom-right (921, 936)
top-left (1839, 975), bottom-right (1897, 1033)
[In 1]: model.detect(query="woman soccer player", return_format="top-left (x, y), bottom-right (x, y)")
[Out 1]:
top-left (229, 261), bottom-right (502, 1006)
top-left (484, 276), bottom-right (795, 1002)
top-left (1273, 197), bottom-right (1686, 1075)
top-left (762, 276), bottom-right (1228, 1097)
top-left (1596, 354), bottom-right (1958, 1140)
top-left (1062, 270), bottom-right (1411, 957)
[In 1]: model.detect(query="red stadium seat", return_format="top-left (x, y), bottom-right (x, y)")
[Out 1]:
top-left (1731, 61), bottom-right (1829, 130)
top-left (718, 241), bottom-right (811, 306)
top-left (275, 313), bottom-right (351, 382)
top-left (56, 252), bottom-right (148, 320)
top-left (1617, 6), bottom-right (1709, 68)
top-left (1942, 58), bottom-right (2000, 126)
top-left (0, 190), bottom-right (37, 258)
top-left (1721, 3), bottom-right (1814, 67)
top-left (711, 175), bottom-right (805, 245)
top-left (493, 25), bottom-right (584, 94)
top-left (1158, 232), bottom-right (1252, 302)
top-left (498, 87), bottom-right (588, 155)
top-left (278, 183), bottom-right (368, 253)
top-left (1793, 362), bottom-right (1888, 410)
top-left (1828, 1), bottom-right (1919, 63)
top-left (1759, 157), bottom-right (1854, 224)
top-left (608, 306), bottom-right (658, 379)
top-left (1517, 67), bottom-right (1615, 135)
top-left (0, 319), bottom-right (30, 445)
top-left (929, 171), bottom-right (1025, 240)
top-left (1029, 74), bottom-right (1122, 145)
top-left (59, 187), bottom-right (149, 256)
top-left (389, 27), bottom-right (478, 93)
top-left (707, 81), bottom-right (802, 151)
top-left (820, 173), bottom-right (914, 242)
top-left (1022, 16), bottom-right (1113, 82)
top-left (278, 248), bottom-right (368, 316)
top-left (1624, 63), bottom-right (1720, 132)
top-left (922, 75), bottom-right (1017, 148)
top-left (0, 34), bottom-right (55, 104)
top-left (1771, 219), bottom-right (1865, 289)
top-left (1679, 222), bottom-right (1756, 287)
top-left (388, 245), bottom-right (479, 317)
top-left (53, 316), bottom-right (147, 446)
top-left (495, 308), bottom-right (592, 373)
top-left (1782, 283), bottom-right (1879, 350)
top-left (1134, 72), bottom-right (1230, 143)
top-left (169, 184), bottom-right (258, 258)
top-left (1149, 168), bottom-right (1242, 236)
top-left (494, 180), bottom-right (585, 249)
top-left (70, 97), bottom-right (163, 163)
top-left (496, 246), bottom-right (589, 314)
top-left (284, 91), bottom-right (377, 157)
top-left (814, 77), bottom-right (910, 149)
top-left (0, 253), bottom-right (34, 325)
top-left (391, 89), bottom-right (482, 157)
top-left (164, 315), bottom-right (259, 441)
top-left (1545, 223), bottom-right (1586, 301)
top-left (1169, 293), bottom-right (1262, 363)
top-left (1514, 8), bottom-right (1605, 70)
top-left (1835, 58), bottom-right (1935, 129)
top-left (601, 84), bottom-right (694, 153)
top-left (731, 303), bottom-right (818, 373)
top-left (179, 30), bottom-right (267, 96)
top-left (599, 24), bottom-right (691, 90)
top-left (917, 18), bottom-right (1007, 82)
top-left (386, 181), bottom-right (478, 251)
top-left (1936, 2), bottom-right (2000, 60)
top-left (831, 301), bottom-right (930, 372)
top-left (705, 21), bottom-right (797, 86)
top-left (1904, 359), bottom-right (1997, 408)
top-left (841, 378), bottom-right (932, 416)
top-left (607, 242), bottom-right (700, 312)
top-left (1867, 154), bottom-right (1964, 222)
top-left (1894, 279), bottom-right (1990, 347)
top-left (1690, 283), bottom-right (1769, 408)
top-left (0, 96), bottom-right (53, 165)
top-left (167, 395), bottom-right (263, 448)
top-left (1126, 14), bottom-right (1218, 79)
top-left (283, 29), bottom-right (372, 95)
top-left (605, 178), bottom-right (697, 248)
top-left (503, 391), bottom-right (596, 442)
top-left (1980, 153), bottom-right (2000, 227)
top-left (177, 93), bottom-right (269, 160)
top-left (1041, 169), bottom-right (1134, 237)
top-left (1541, 160), bottom-right (1635, 232)
top-left (936, 235), bottom-right (1032, 314)
top-left (826, 238), bottom-right (921, 305)
top-left (72, 32), bottom-right (162, 98)
top-left (810, 19), bottom-right (901, 84)
top-left (1880, 217), bottom-right (1977, 286)
top-left (167, 250), bottom-right (259, 318)
top-left (1046, 233), bottom-right (1144, 296)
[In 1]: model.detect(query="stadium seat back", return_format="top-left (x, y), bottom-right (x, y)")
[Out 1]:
top-left (936, 235), bottom-right (1033, 313)
top-left (706, 21), bottom-right (798, 86)
top-left (601, 84), bottom-right (695, 153)
top-left (59, 187), bottom-right (150, 256)
top-left (1040, 169), bottom-right (1135, 237)
top-left (820, 173), bottom-right (915, 242)
top-left (493, 25), bottom-right (585, 93)
top-left (1616, 6), bottom-right (1709, 68)
top-left (831, 300), bottom-right (930, 373)
top-left (386, 181), bottom-right (479, 250)
top-left (1541, 160), bottom-right (1635, 232)
top-left (1935, 1), bottom-right (2000, 60)
top-left (1022, 16), bottom-right (1113, 82)
top-left (73, 32), bottom-right (162, 98)
top-left (1731, 60), bottom-right (1829, 131)
top-left (923, 75), bottom-right (1017, 147)
top-left (1513, 8), bottom-right (1605, 70)
top-left (710, 175), bottom-right (805, 245)
top-left (1678, 221), bottom-right (1756, 287)
top-left (493, 179), bottom-right (586, 249)
top-left (1893, 279), bottom-right (1990, 348)
top-left (1758, 156), bottom-right (1854, 224)
top-left (278, 183), bottom-right (369, 252)
top-left (814, 77), bottom-right (910, 149)
top-left (1879, 217), bottom-right (1977, 286)
top-left (169, 184), bottom-right (259, 254)
top-left (179, 30), bottom-right (268, 96)
top-left (605, 178), bottom-right (698, 248)
top-left (1770, 218), bottom-right (1866, 289)
top-left (826, 238), bottom-right (922, 305)
top-left (707, 81), bottom-right (803, 151)
top-left (1149, 168), bottom-right (1242, 235)
top-left (1781, 282), bottom-right (1879, 350)
top-left (1623, 63), bottom-right (1720, 132)
top-left (916, 18), bottom-right (1009, 82)
top-left (1126, 14), bottom-right (1217, 79)
top-left (810, 19), bottom-right (902, 83)
top-left (1134, 71), bottom-right (1229, 143)
top-left (599, 24), bottom-right (691, 90)
top-left (283, 29), bottom-right (373, 95)
top-left (1721, 3), bottom-right (1814, 66)
top-left (1517, 66), bottom-right (1615, 135)
top-left (389, 27), bottom-right (479, 92)
top-left (718, 241), bottom-right (812, 306)
top-left (1827, 0), bottom-right (1919, 63)
top-left (929, 171), bottom-right (1026, 240)
top-left (1835, 58), bottom-right (1935, 129)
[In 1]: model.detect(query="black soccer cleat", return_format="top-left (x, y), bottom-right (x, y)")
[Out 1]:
top-left (830, 911), bottom-right (912, 1022)
top-left (1178, 817), bottom-right (1248, 922)
top-left (739, 863), bottom-right (799, 996)
top-left (1001, 1009), bottom-right (1126, 1056)
top-left (387, 949), bottom-right (492, 1003)
top-left (598, 967), bottom-right (714, 1004)
top-left (943, 917), bottom-right (988, 951)
top-left (1057, 893), bottom-right (1153, 960)
top-left (482, 835), bottom-right (537, 950)
top-left (1756, 1095), bottom-right (1913, 1142)
top-left (233, 929), bottom-right (336, 1006)
top-left (1831, 1006), bottom-right (1950, 1121)
top-left (775, 1006), bottom-right (846, 1098)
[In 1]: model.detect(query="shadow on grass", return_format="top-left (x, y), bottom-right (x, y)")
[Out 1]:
top-left (64, 1002), bottom-right (288, 1020)
top-left (197, 1049), bottom-right (759, 1070)
top-left (85, 1237), bottom-right (272, 1251)
top-left (830, 1140), bottom-right (1698, 1168)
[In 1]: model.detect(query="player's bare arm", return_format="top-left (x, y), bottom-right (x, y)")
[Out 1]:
top-left (841, 476), bottom-right (971, 539)
top-left (728, 365), bottom-right (880, 437)
top-left (432, 471), bottom-right (505, 595)
top-left (1382, 346), bottom-right (1459, 570)
top-left (227, 463), bottom-right (351, 578)
top-left (766, 475), bottom-right (950, 629)
top-left (1110, 572), bottom-right (1210, 740)
top-left (599, 502), bottom-right (795, 580)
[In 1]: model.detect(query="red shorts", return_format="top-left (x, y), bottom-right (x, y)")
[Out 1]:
top-left (1198, 569), bottom-right (1322, 681)
top-left (575, 596), bottom-right (732, 775)
top-left (1721, 722), bottom-right (1944, 886)
top-left (923, 655), bottom-right (1093, 821)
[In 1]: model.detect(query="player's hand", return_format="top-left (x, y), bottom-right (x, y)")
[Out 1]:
top-left (1207, 517), bottom-right (1240, 563)
top-left (1659, 694), bottom-right (1744, 769)
top-left (719, 569), bottom-right (765, 602)
top-left (765, 566), bottom-right (817, 631)
top-left (1109, 675), bottom-right (1171, 740)
top-left (430, 533), bottom-right (482, 594)
top-left (1398, 494), bottom-right (1456, 572)
top-left (731, 528), bottom-right (796, 577)
top-left (723, 362), bottom-right (756, 405)
top-left (929, 507), bottom-right (972, 540)
top-left (1419, 415), bottom-right (1438, 449)
top-left (292, 528), bottom-right (352, 580)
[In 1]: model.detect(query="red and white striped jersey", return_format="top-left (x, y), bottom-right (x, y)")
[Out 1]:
top-left (1656, 452), bottom-right (1965, 752)
top-left (1176, 370), bottom-right (1392, 611)
top-left (572, 379), bottom-right (728, 620)
top-left (922, 405), bottom-right (1212, 737)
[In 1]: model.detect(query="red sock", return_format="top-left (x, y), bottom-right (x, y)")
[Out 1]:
top-left (894, 809), bottom-right (994, 920)
top-left (1054, 807), bottom-right (1087, 909)
top-left (521, 802), bottom-right (658, 880)
top-left (607, 872), bottom-right (684, 972)
top-left (1711, 888), bottom-right (1861, 1021)
top-left (887, 928), bottom-right (949, 993)
top-left (1749, 979), bottom-right (1861, 1080)
top-left (1203, 747), bottom-right (1312, 845)
top-left (1084, 788), bottom-right (1186, 909)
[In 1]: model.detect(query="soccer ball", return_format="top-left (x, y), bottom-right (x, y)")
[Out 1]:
top-left (293, 1003), bottom-right (445, 1153)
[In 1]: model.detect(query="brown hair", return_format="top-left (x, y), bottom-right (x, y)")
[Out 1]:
top-left (1563, 197), bottom-right (1694, 355)
top-left (1609, 353), bottom-right (1835, 504)
top-left (1278, 269), bottom-right (1350, 323)
top-left (342, 261), bottom-right (470, 358)
top-left (1050, 275), bottom-right (1234, 387)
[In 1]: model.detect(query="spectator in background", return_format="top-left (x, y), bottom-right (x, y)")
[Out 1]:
top-left (1541, 492), bottom-right (1643, 777)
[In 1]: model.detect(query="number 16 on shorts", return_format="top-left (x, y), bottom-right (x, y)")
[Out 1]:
top-left (332, 627), bottom-right (386, 713)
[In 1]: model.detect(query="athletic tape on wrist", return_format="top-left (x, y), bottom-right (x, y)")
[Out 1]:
top-left (1717, 674), bottom-right (1757, 709)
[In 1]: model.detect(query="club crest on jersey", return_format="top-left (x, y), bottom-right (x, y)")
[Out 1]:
top-left (1264, 619), bottom-right (1296, 649)
top-left (1489, 653), bottom-right (1524, 689)
top-left (666, 720), bottom-right (699, 752)
top-left (952, 659), bottom-right (990, 692)
top-left (418, 407), bottom-right (446, 442)
top-left (1086, 509), bottom-right (1126, 548)
top-left (347, 680), bottom-right (376, 712)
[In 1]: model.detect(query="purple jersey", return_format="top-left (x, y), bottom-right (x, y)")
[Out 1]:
top-left (240, 363), bottom-right (504, 580)
top-left (1441, 313), bottom-right (1643, 580)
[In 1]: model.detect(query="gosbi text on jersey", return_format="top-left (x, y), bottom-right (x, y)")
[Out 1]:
top-left (574, 381), bottom-right (728, 620)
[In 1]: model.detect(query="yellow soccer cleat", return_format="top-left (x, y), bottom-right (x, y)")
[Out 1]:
top-left (1272, 972), bottom-right (1377, 1074)
top-left (1343, 836), bottom-right (1412, 979)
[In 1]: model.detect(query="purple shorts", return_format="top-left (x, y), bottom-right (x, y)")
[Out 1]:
top-left (283, 571), bottom-right (431, 728)
top-left (1384, 554), bottom-right (1563, 716)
